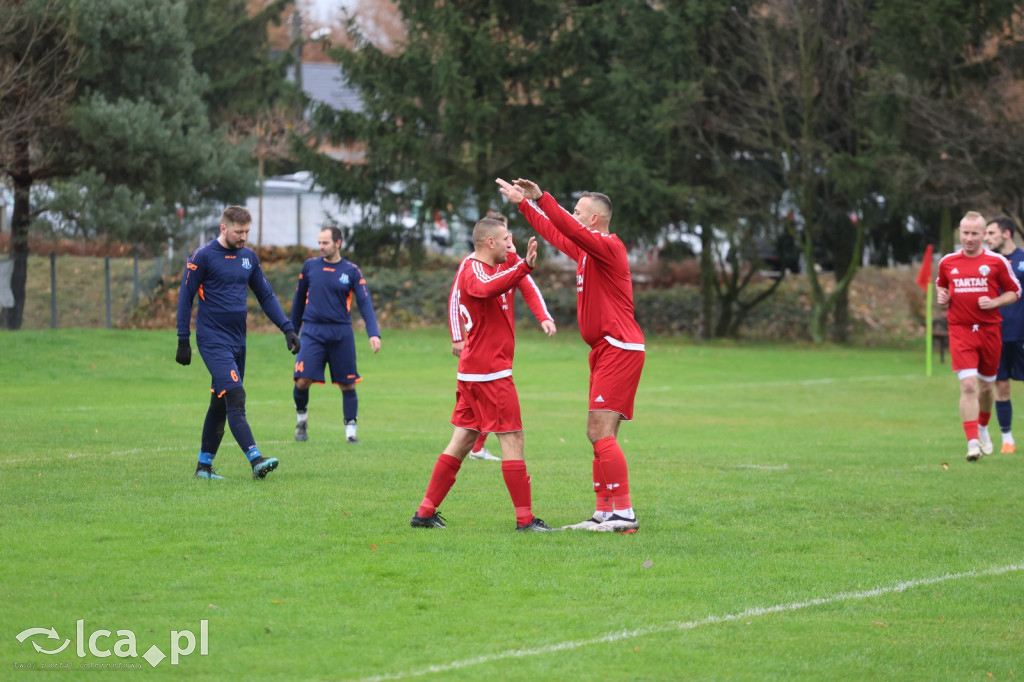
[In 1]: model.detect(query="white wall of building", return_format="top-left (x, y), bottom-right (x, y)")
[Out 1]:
top-left (245, 172), bottom-right (363, 248)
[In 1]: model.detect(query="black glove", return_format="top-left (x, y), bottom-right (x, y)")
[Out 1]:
top-left (176, 339), bottom-right (191, 366)
top-left (285, 329), bottom-right (300, 355)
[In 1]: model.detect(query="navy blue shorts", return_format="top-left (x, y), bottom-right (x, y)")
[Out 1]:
top-left (198, 342), bottom-right (246, 396)
top-left (997, 340), bottom-right (1024, 381)
top-left (293, 323), bottom-right (361, 386)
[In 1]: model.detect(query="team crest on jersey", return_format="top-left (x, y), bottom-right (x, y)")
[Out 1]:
top-left (339, 273), bottom-right (350, 285)
top-left (1017, 262), bottom-right (1024, 272)
top-left (979, 265), bottom-right (990, 276)
top-left (241, 258), bottom-right (252, 270)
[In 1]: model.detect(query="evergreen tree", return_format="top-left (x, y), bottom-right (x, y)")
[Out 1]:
top-left (0, 0), bottom-right (264, 329)
top-left (303, 0), bottom-right (579, 243)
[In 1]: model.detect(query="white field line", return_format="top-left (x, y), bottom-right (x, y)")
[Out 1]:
top-left (356, 561), bottom-right (1024, 682)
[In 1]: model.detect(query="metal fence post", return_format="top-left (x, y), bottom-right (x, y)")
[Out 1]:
top-left (132, 257), bottom-right (139, 307)
top-left (50, 252), bottom-right (57, 329)
top-left (105, 257), bottom-right (111, 329)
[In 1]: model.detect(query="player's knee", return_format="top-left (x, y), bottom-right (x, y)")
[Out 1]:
top-left (295, 378), bottom-right (313, 390)
top-left (340, 384), bottom-right (355, 392)
top-left (224, 386), bottom-right (246, 410)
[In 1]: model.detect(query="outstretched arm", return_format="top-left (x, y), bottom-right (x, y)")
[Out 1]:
top-left (496, 178), bottom-right (579, 259)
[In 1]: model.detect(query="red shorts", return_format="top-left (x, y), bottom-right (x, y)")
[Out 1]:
top-left (451, 377), bottom-right (523, 434)
top-left (588, 340), bottom-right (645, 420)
top-left (949, 323), bottom-right (1001, 377)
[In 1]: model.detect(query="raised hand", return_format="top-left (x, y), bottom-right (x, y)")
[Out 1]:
top-left (496, 178), bottom-right (524, 204)
top-left (513, 178), bottom-right (542, 200)
top-left (524, 236), bottom-right (538, 269)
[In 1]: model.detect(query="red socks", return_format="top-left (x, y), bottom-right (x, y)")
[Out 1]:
top-left (593, 457), bottom-right (613, 513)
top-left (417, 454), bottom-right (461, 517)
top-left (594, 436), bottom-right (631, 511)
top-left (978, 411), bottom-right (991, 428)
top-left (473, 432), bottom-right (488, 452)
top-left (962, 419), bottom-right (979, 442)
top-left (501, 460), bottom-right (533, 526)
top-left (418, 455), bottom-right (534, 526)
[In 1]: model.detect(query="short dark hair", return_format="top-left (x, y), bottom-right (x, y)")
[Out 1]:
top-left (322, 225), bottom-right (343, 244)
top-left (988, 215), bottom-right (1016, 237)
top-left (222, 206), bottom-right (252, 225)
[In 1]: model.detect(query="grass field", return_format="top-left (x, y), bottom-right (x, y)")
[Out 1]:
top-left (1, 328), bottom-right (1021, 680)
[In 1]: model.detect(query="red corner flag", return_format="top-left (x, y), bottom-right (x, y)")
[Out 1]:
top-left (917, 244), bottom-right (934, 291)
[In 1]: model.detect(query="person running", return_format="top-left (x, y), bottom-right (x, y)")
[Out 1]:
top-left (449, 211), bottom-right (556, 461)
top-left (936, 211), bottom-right (1022, 462)
top-left (411, 216), bottom-right (555, 532)
top-left (497, 177), bottom-right (645, 533)
top-left (176, 205), bottom-right (299, 480)
top-left (983, 215), bottom-right (1024, 453)
top-left (291, 226), bottom-right (381, 444)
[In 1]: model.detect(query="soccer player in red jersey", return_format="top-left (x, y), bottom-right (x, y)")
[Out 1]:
top-left (936, 211), bottom-right (1022, 461)
top-left (448, 212), bottom-right (557, 462)
top-left (411, 217), bottom-right (556, 532)
top-left (497, 178), bottom-right (644, 533)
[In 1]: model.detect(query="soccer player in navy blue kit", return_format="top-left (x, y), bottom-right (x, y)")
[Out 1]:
top-left (984, 215), bottom-right (1024, 453)
top-left (291, 226), bottom-right (381, 444)
top-left (176, 206), bottom-right (300, 479)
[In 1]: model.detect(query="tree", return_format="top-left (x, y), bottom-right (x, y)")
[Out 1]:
top-left (310, 0), bottom-right (799, 337)
top-left (548, 1), bottom-right (807, 339)
top-left (867, 0), bottom-right (1022, 259)
top-left (0, 0), bottom-right (260, 330)
top-left (185, 0), bottom-right (293, 127)
top-left (710, 1), bottom-right (885, 343)
top-left (0, 0), bottom-right (80, 330)
top-left (303, 1), bottom-right (586, 239)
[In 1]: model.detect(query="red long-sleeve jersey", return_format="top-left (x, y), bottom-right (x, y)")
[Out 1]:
top-left (451, 253), bottom-right (534, 380)
top-left (449, 254), bottom-right (553, 343)
top-left (518, 193), bottom-right (644, 349)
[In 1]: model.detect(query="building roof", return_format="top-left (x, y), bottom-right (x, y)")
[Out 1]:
top-left (291, 62), bottom-right (364, 113)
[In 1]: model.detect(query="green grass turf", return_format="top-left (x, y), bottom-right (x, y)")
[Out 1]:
top-left (1, 328), bottom-right (1021, 680)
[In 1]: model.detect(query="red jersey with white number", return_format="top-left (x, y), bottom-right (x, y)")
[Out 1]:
top-left (518, 193), bottom-right (645, 350)
top-left (449, 254), bottom-right (553, 343)
top-left (452, 253), bottom-right (533, 381)
top-left (936, 248), bottom-right (1022, 326)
